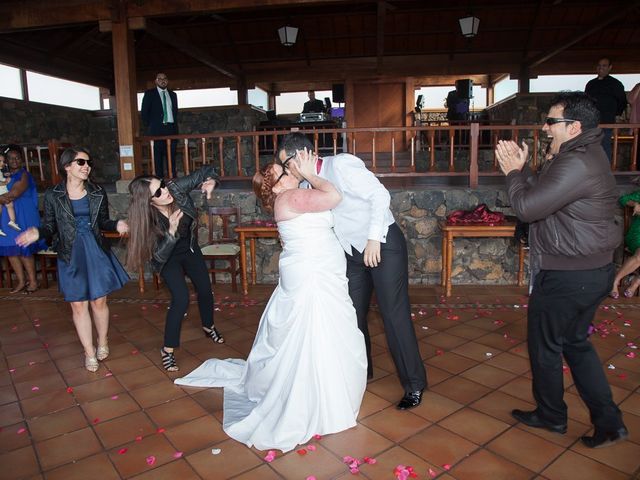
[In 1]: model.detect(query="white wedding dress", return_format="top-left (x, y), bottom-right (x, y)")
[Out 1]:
top-left (175, 210), bottom-right (367, 452)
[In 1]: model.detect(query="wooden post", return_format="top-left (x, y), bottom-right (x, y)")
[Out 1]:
top-left (111, 20), bottom-right (140, 180)
top-left (469, 122), bottom-right (479, 188)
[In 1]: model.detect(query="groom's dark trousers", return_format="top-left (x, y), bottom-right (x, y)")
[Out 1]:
top-left (346, 223), bottom-right (427, 393)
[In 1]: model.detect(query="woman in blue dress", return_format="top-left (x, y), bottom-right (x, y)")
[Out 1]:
top-left (0, 145), bottom-right (46, 293)
top-left (17, 147), bottom-right (129, 372)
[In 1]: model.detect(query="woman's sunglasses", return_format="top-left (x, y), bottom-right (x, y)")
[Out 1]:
top-left (74, 158), bottom-right (93, 167)
top-left (152, 180), bottom-right (166, 198)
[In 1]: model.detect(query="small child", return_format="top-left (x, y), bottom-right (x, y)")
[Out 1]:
top-left (0, 153), bottom-right (21, 237)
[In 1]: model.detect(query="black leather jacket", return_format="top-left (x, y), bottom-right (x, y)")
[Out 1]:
top-left (505, 128), bottom-right (621, 270)
top-left (38, 182), bottom-right (119, 263)
top-left (151, 166), bottom-right (219, 272)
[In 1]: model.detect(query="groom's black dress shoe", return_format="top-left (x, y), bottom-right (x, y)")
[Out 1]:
top-left (581, 426), bottom-right (628, 448)
top-left (511, 409), bottom-right (567, 434)
top-left (397, 390), bottom-right (423, 410)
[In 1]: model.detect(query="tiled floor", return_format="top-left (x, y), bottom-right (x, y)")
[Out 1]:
top-left (1, 282), bottom-right (639, 479)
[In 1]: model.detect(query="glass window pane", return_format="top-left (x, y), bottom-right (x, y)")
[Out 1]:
top-left (248, 87), bottom-right (268, 110)
top-left (26, 71), bottom-right (100, 110)
top-left (0, 63), bottom-right (23, 100)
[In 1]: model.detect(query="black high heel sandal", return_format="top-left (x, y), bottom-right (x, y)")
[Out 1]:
top-left (160, 347), bottom-right (179, 371)
top-left (203, 326), bottom-right (225, 344)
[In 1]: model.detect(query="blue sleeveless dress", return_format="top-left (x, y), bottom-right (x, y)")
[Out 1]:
top-left (57, 196), bottom-right (129, 302)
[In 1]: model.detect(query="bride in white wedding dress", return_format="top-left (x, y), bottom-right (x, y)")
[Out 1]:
top-left (175, 149), bottom-right (367, 452)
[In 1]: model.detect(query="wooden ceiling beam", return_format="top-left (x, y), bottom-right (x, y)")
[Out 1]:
top-left (143, 19), bottom-right (238, 79)
top-left (0, 0), bottom-right (349, 31)
top-left (526, 0), bottom-right (640, 69)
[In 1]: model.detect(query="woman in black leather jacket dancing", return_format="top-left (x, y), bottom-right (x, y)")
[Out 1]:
top-left (125, 167), bottom-right (224, 371)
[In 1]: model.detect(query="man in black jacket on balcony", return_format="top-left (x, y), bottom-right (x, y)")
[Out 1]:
top-left (141, 72), bottom-right (178, 178)
top-left (495, 92), bottom-right (628, 449)
top-left (585, 57), bottom-right (627, 161)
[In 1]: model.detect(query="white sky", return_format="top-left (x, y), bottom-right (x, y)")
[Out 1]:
top-left (1, 62), bottom-right (639, 113)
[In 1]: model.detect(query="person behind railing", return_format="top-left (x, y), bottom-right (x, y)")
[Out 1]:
top-left (174, 149), bottom-right (366, 452)
top-left (0, 145), bottom-right (46, 294)
top-left (16, 147), bottom-right (129, 372)
top-left (585, 57), bottom-right (627, 161)
top-left (496, 91), bottom-right (628, 448)
top-left (302, 90), bottom-right (326, 114)
top-left (611, 191), bottom-right (640, 298)
top-left (276, 132), bottom-right (427, 411)
top-left (141, 72), bottom-right (178, 178)
top-left (125, 166), bottom-right (223, 372)
top-left (0, 148), bottom-right (21, 236)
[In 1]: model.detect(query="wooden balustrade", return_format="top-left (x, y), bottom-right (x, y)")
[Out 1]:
top-left (140, 123), bottom-right (640, 187)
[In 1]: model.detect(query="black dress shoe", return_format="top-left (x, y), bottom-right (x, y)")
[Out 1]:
top-left (397, 390), bottom-right (423, 410)
top-left (581, 426), bottom-right (628, 448)
top-left (511, 409), bottom-right (567, 434)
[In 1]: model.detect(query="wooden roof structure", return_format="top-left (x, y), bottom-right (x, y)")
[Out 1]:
top-left (1, 0), bottom-right (639, 94)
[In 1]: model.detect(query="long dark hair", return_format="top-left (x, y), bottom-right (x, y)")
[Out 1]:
top-left (125, 175), bottom-right (170, 270)
top-left (252, 163), bottom-right (278, 214)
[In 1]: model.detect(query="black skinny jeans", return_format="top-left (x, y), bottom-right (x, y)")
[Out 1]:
top-left (160, 246), bottom-right (214, 348)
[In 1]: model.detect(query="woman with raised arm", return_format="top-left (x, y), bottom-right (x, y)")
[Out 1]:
top-left (125, 166), bottom-right (224, 372)
top-left (175, 148), bottom-right (367, 453)
top-left (16, 147), bottom-right (129, 372)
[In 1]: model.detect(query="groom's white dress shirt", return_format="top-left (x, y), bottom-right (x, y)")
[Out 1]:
top-left (318, 153), bottom-right (396, 255)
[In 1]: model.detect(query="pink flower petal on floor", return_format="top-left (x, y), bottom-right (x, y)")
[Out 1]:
top-left (306, 476), bottom-right (317, 480)
top-left (111, 395), bottom-right (119, 400)
top-left (31, 386), bottom-right (39, 391)
top-left (66, 387), bottom-right (74, 393)
top-left (93, 418), bottom-right (100, 424)
top-left (428, 467), bottom-right (437, 478)
top-left (307, 445), bottom-right (317, 451)
top-left (118, 448), bottom-right (128, 455)
top-left (145, 455), bottom-right (156, 465)
top-left (442, 464), bottom-right (451, 470)
top-left (263, 450), bottom-right (276, 462)
top-left (297, 448), bottom-right (307, 455)
top-left (135, 435), bottom-right (143, 441)
top-left (105, 372), bottom-right (113, 377)
top-left (173, 451), bottom-right (183, 458)
top-left (9, 368), bottom-right (15, 373)
top-left (626, 352), bottom-right (636, 359)
top-left (436, 349), bottom-right (444, 356)
top-left (16, 428), bottom-right (26, 434)
top-left (131, 350), bottom-right (139, 355)
top-left (313, 434), bottom-right (322, 439)
top-left (156, 428), bottom-right (165, 434)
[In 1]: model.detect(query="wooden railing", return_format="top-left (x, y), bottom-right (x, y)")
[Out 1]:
top-left (141, 122), bottom-right (639, 188)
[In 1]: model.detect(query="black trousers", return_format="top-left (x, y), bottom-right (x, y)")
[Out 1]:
top-left (527, 264), bottom-right (624, 430)
top-left (152, 123), bottom-right (178, 178)
top-left (160, 247), bottom-right (214, 348)
top-left (346, 223), bottom-right (427, 393)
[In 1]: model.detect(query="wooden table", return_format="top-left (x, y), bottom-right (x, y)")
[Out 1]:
top-left (235, 223), bottom-right (279, 295)
top-left (440, 218), bottom-right (526, 297)
top-left (102, 232), bottom-right (146, 293)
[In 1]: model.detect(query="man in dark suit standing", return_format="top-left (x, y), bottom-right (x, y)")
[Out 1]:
top-left (302, 91), bottom-right (326, 114)
top-left (141, 73), bottom-right (178, 177)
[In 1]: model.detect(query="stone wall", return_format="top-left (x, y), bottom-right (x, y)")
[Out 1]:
top-left (1, 98), bottom-right (266, 183)
top-left (0, 97), bottom-right (119, 182)
top-left (101, 185), bottom-right (631, 287)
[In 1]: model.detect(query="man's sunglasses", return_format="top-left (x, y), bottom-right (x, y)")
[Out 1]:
top-left (152, 180), bottom-right (166, 198)
top-left (274, 154), bottom-right (294, 185)
top-left (545, 117), bottom-right (577, 126)
top-left (74, 158), bottom-right (93, 167)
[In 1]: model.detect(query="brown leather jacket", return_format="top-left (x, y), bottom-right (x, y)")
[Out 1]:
top-left (505, 128), bottom-right (621, 270)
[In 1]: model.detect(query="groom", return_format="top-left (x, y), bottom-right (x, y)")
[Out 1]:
top-left (277, 133), bottom-right (427, 410)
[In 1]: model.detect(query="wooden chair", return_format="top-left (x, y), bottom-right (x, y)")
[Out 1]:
top-left (201, 207), bottom-right (241, 292)
top-left (36, 248), bottom-right (58, 288)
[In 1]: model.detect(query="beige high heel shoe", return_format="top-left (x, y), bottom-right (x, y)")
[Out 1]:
top-left (96, 340), bottom-right (109, 361)
top-left (85, 354), bottom-right (99, 372)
